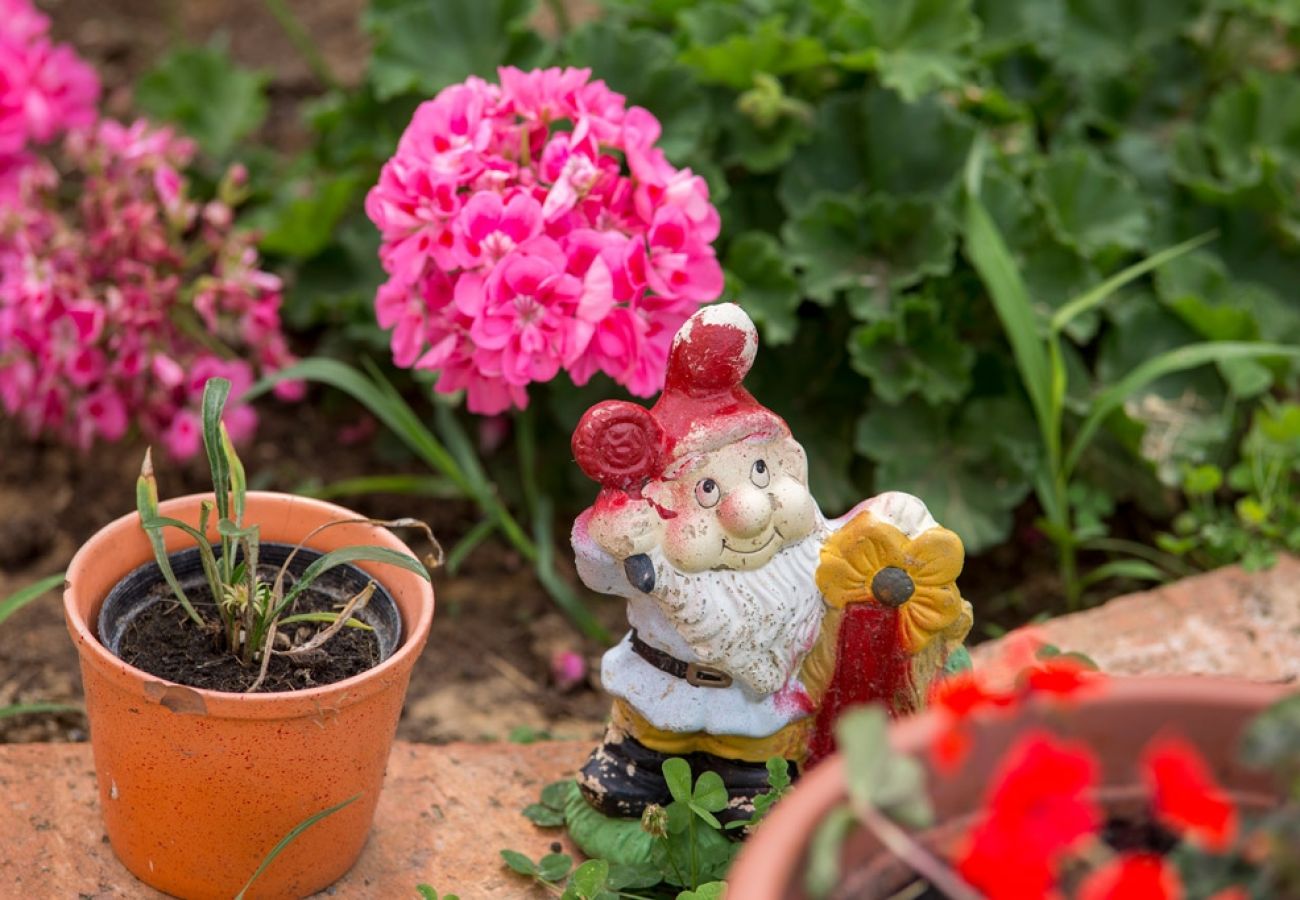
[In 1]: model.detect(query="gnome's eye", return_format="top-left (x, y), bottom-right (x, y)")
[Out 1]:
top-left (695, 478), bottom-right (721, 508)
top-left (750, 459), bottom-right (770, 488)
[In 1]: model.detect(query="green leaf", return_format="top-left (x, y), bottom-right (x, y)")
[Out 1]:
top-left (568, 859), bottom-right (611, 897)
top-left (1034, 147), bottom-right (1151, 259)
top-left (522, 803), bottom-right (566, 827)
top-left (862, 88), bottom-right (977, 200)
top-left (135, 457), bottom-right (205, 628)
top-left (963, 149), bottom-right (1054, 430)
top-left (234, 795), bottom-right (359, 900)
top-left (833, 0), bottom-right (980, 101)
top-left (804, 805), bottom-right (855, 899)
top-left (1048, 0), bottom-right (1199, 79)
top-left (687, 802), bottom-right (723, 830)
top-left (201, 377), bottom-right (233, 523)
top-left (847, 290), bottom-right (974, 405)
top-left (783, 194), bottom-right (956, 306)
top-left (1241, 694), bottom-right (1300, 782)
top-left (135, 43), bottom-right (268, 160)
top-left (363, 0), bottom-right (545, 100)
top-left (540, 780), bottom-right (574, 810)
top-left (1069, 342), bottom-right (1300, 475)
top-left (1055, 232), bottom-right (1217, 336)
top-left (1077, 558), bottom-right (1166, 589)
top-left (778, 93), bottom-right (868, 217)
top-left (278, 545), bottom-right (430, 615)
top-left (664, 799), bottom-right (692, 834)
top-left (725, 232), bottom-right (802, 345)
top-left (692, 771), bottom-right (729, 813)
top-left (835, 706), bottom-right (933, 828)
top-left (275, 612), bottom-right (374, 630)
top-left (1199, 73), bottom-right (1300, 191)
top-left (300, 475), bottom-right (463, 502)
top-left (662, 758), bottom-right (693, 803)
top-left (247, 359), bottom-right (470, 495)
top-left (259, 172), bottom-right (363, 260)
top-left (678, 882), bottom-right (727, 900)
top-left (678, 12), bottom-right (829, 89)
top-left (537, 852), bottom-right (573, 883)
top-left (500, 849), bottom-right (539, 877)
top-left (0, 702), bottom-right (83, 720)
top-left (0, 572), bottom-right (64, 627)
top-left (857, 397), bottom-right (1038, 553)
top-left (562, 22), bottom-right (710, 162)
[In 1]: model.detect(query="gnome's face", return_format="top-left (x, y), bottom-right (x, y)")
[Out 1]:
top-left (645, 432), bottom-right (818, 573)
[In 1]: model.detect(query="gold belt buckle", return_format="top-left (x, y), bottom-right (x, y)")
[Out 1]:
top-left (684, 662), bottom-right (733, 689)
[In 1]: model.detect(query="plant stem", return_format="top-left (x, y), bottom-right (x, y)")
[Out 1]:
top-left (848, 803), bottom-right (982, 900)
top-left (689, 815), bottom-right (698, 889)
top-left (262, 0), bottom-right (340, 90)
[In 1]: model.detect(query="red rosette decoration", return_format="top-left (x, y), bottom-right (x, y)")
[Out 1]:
top-left (572, 401), bottom-right (664, 491)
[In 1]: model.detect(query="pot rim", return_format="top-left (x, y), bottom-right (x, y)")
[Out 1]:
top-left (728, 675), bottom-right (1296, 899)
top-left (63, 490), bottom-right (436, 718)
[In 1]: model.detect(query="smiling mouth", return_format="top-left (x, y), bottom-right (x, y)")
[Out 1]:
top-left (722, 530), bottom-right (779, 555)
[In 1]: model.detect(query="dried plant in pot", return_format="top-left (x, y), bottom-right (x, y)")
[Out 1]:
top-left (728, 661), bottom-right (1299, 900)
top-left (62, 378), bottom-right (439, 900)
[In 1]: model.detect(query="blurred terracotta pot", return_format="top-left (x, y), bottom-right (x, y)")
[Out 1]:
top-left (63, 492), bottom-right (435, 900)
top-left (728, 677), bottom-right (1292, 900)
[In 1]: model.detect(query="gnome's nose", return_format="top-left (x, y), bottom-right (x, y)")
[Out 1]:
top-left (718, 485), bottom-right (772, 539)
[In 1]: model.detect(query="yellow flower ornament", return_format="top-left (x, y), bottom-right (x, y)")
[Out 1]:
top-left (815, 512), bottom-right (969, 654)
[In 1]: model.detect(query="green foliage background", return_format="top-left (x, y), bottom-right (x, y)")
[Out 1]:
top-left (141, 0), bottom-right (1300, 565)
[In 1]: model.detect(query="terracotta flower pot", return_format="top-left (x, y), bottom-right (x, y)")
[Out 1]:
top-left (728, 676), bottom-right (1293, 899)
top-left (63, 492), bottom-right (436, 900)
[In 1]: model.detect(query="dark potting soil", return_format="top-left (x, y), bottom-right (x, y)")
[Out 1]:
top-left (115, 582), bottom-right (382, 693)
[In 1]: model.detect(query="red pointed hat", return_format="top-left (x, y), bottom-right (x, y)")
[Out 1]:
top-left (572, 303), bottom-right (789, 491)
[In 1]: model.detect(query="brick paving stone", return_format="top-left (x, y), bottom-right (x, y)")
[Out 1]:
top-left (973, 556), bottom-right (1300, 682)
top-left (0, 739), bottom-right (590, 898)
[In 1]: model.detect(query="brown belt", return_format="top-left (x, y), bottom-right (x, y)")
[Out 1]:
top-left (629, 629), bottom-right (733, 689)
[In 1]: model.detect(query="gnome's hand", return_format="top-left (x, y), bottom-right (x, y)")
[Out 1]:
top-left (623, 554), bottom-right (656, 593)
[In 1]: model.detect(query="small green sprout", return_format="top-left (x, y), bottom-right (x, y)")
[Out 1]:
top-left (137, 376), bottom-right (440, 689)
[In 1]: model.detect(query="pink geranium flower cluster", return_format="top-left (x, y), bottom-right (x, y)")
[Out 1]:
top-left (0, 0), bottom-right (98, 172)
top-left (0, 119), bottom-right (299, 458)
top-left (365, 67), bottom-right (723, 414)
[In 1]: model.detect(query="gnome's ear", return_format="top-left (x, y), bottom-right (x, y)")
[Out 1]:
top-left (572, 401), bottom-right (665, 491)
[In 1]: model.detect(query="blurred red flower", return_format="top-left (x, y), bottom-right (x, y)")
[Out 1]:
top-left (1142, 736), bottom-right (1238, 851)
top-left (957, 731), bottom-right (1102, 899)
top-left (1077, 852), bottom-right (1183, 900)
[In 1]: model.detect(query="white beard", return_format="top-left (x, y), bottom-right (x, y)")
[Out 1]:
top-left (646, 534), bottom-right (825, 696)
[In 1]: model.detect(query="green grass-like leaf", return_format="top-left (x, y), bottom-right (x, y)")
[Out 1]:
top-left (0, 702), bottom-right (83, 720)
top-left (963, 140), bottom-right (1053, 432)
top-left (201, 378), bottom-right (233, 524)
top-left (247, 359), bottom-right (470, 495)
top-left (0, 572), bottom-right (65, 627)
top-left (299, 475), bottom-right (462, 502)
top-left (234, 794), bottom-right (359, 900)
top-left (1067, 341), bottom-right (1300, 475)
top-left (1051, 232), bottom-right (1217, 335)
top-left (274, 545), bottom-right (429, 620)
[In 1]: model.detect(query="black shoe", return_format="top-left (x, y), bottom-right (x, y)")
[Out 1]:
top-left (577, 730), bottom-right (799, 832)
top-left (577, 731), bottom-right (676, 819)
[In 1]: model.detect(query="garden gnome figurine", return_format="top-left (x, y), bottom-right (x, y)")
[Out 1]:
top-left (569, 303), bottom-right (972, 834)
